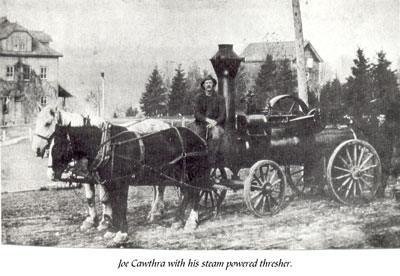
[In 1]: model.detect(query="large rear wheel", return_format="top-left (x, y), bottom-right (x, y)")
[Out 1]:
top-left (327, 139), bottom-right (381, 205)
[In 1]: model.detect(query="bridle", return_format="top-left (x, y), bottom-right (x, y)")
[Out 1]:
top-left (34, 132), bottom-right (54, 143)
top-left (51, 128), bottom-right (74, 173)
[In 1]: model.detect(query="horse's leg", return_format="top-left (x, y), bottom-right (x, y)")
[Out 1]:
top-left (80, 183), bottom-right (97, 231)
top-left (147, 185), bottom-right (165, 221)
top-left (98, 184), bottom-right (113, 232)
top-left (184, 189), bottom-right (200, 231)
top-left (171, 188), bottom-right (190, 229)
top-left (111, 181), bottom-right (130, 244)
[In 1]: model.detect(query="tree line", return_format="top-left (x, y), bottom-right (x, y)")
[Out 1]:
top-left (320, 49), bottom-right (399, 124)
top-left (140, 63), bottom-right (210, 117)
top-left (139, 49), bottom-right (399, 123)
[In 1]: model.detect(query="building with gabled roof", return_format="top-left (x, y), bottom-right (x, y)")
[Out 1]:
top-left (240, 40), bottom-right (323, 97)
top-left (0, 16), bottom-right (68, 124)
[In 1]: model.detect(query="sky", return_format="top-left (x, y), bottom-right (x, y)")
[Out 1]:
top-left (1, 0), bottom-right (399, 115)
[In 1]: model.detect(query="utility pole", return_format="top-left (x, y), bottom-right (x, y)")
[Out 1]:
top-left (292, 0), bottom-right (308, 106)
top-left (101, 72), bottom-right (105, 118)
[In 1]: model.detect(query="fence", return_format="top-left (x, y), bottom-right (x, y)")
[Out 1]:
top-left (0, 123), bottom-right (33, 143)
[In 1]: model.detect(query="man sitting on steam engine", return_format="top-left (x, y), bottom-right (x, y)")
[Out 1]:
top-left (192, 75), bottom-right (226, 168)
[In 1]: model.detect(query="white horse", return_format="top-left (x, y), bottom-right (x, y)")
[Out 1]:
top-left (33, 105), bottom-right (171, 233)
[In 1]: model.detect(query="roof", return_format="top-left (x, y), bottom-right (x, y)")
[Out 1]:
top-left (58, 85), bottom-right (73, 98)
top-left (0, 17), bottom-right (62, 58)
top-left (0, 18), bottom-right (29, 39)
top-left (30, 31), bottom-right (53, 43)
top-left (240, 41), bottom-right (323, 63)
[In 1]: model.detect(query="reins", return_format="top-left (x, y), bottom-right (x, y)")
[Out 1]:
top-left (60, 125), bottom-right (210, 191)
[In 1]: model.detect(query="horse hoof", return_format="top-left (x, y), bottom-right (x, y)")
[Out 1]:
top-left (184, 220), bottom-right (198, 231)
top-left (113, 231), bottom-right (129, 244)
top-left (184, 210), bottom-right (199, 231)
top-left (80, 218), bottom-right (96, 231)
top-left (97, 219), bottom-right (112, 231)
top-left (103, 231), bottom-right (117, 239)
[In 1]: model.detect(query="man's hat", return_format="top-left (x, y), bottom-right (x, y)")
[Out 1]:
top-left (201, 75), bottom-right (217, 89)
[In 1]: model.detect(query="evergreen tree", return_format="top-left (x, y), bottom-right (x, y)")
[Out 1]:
top-left (254, 54), bottom-right (277, 109)
top-left (276, 58), bottom-right (297, 96)
top-left (168, 64), bottom-right (187, 116)
top-left (344, 48), bottom-right (372, 118)
top-left (183, 63), bottom-right (203, 115)
top-left (125, 106), bottom-right (138, 117)
top-left (371, 51), bottom-right (399, 120)
top-left (140, 67), bottom-right (167, 117)
top-left (235, 64), bottom-right (249, 113)
top-left (320, 77), bottom-right (344, 123)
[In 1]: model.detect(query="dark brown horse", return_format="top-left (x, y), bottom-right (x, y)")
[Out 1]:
top-left (50, 124), bottom-right (209, 243)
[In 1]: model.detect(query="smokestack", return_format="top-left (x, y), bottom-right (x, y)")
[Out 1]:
top-left (210, 44), bottom-right (244, 130)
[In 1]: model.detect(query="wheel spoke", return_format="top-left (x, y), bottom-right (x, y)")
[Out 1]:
top-left (265, 165), bottom-right (270, 181)
top-left (288, 102), bottom-right (296, 114)
top-left (353, 178), bottom-right (357, 196)
top-left (268, 169), bottom-right (277, 184)
top-left (334, 166), bottom-right (351, 173)
top-left (353, 145), bottom-right (358, 167)
top-left (251, 191), bottom-right (264, 203)
top-left (263, 196), bottom-right (271, 212)
top-left (344, 179), bottom-right (354, 198)
top-left (363, 173), bottom-right (374, 178)
top-left (253, 174), bottom-right (264, 186)
top-left (359, 164), bottom-right (377, 172)
top-left (356, 179), bottom-right (364, 195)
top-left (337, 177), bottom-right (352, 192)
top-left (345, 147), bottom-right (354, 166)
top-left (357, 147), bottom-right (366, 166)
top-left (359, 153), bottom-right (373, 169)
top-left (339, 155), bottom-right (351, 168)
top-left (333, 173), bottom-right (351, 180)
top-left (360, 177), bottom-right (372, 188)
top-left (271, 178), bottom-right (282, 186)
top-left (291, 168), bottom-right (304, 175)
top-left (255, 194), bottom-right (265, 210)
top-left (295, 175), bottom-right (304, 186)
top-left (269, 194), bottom-right (279, 206)
top-left (259, 167), bottom-right (265, 182)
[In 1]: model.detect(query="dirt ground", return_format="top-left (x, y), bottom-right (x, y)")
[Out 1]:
top-left (2, 139), bottom-right (400, 249)
top-left (2, 178), bottom-right (400, 249)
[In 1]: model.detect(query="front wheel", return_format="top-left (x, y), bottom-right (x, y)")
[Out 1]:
top-left (244, 160), bottom-right (286, 217)
top-left (327, 139), bottom-right (381, 205)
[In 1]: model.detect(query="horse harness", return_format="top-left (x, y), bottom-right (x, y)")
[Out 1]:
top-left (84, 124), bottom-right (210, 191)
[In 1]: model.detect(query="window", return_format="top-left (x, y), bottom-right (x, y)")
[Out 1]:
top-left (40, 96), bottom-right (47, 106)
top-left (306, 58), bottom-right (314, 69)
top-left (23, 66), bottom-right (31, 80)
top-left (40, 67), bottom-right (47, 79)
top-left (19, 41), bottom-right (26, 51)
top-left (6, 66), bottom-right (14, 80)
top-left (12, 37), bottom-right (27, 51)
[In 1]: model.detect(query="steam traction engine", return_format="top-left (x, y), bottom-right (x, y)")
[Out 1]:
top-left (208, 44), bottom-right (382, 217)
